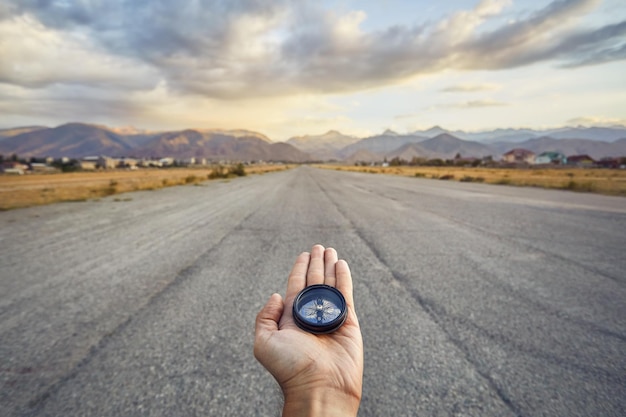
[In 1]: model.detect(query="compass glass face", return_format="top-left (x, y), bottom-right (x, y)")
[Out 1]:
top-left (293, 284), bottom-right (347, 334)
top-left (299, 297), bottom-right (342, 324)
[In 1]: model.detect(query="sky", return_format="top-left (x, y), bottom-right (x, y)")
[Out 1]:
top-left (0, 0), bottom-right (625, 141)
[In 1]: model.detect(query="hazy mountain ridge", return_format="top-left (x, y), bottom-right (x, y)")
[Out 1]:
top-left (0, 123), bottom-right (134, 158)
top-left (412, 126), bottom-right (626, 143)
top-left (134, 129), bottom-right (309, 162)
top-left (1, 122), bottom-right (625, 162)
top-left (418, 134), bottom-right (494, 159)
top-left (338, 132), bottom-right (428, 159)
top-left (0, 126), bottom-right (49, 140)
top-left (286, 130), bottom-right (359, 160)
top-left (331, 134), bottom-right (625, 163)
top-left (336, 132), bottom-right (496, 161)
top-left (0, 123), bottom-right (308, 161)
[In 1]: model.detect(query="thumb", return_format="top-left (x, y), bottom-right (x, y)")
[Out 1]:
top-left (254, 293), bottom-right (284, 364)
top-left (255, 293), bottom-right (284, 337)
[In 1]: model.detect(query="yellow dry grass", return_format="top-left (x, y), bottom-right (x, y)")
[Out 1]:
top-left (317, 165), bottom-right (626, 197)
top-left (0, 164), bottom-right (291, 210)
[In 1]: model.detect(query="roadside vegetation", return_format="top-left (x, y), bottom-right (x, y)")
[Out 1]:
top-left (318, 165), bottom-right (626, 197)
top-left (0, 164), bottom-right (290, 210)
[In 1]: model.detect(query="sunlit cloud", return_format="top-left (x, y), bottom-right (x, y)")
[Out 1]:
top-left (431, 99), bottom-right (509, 110)
top-left (441, 83), bottom-right (500, 93)
top-left (0, 15), bottom-right (158, 90)
top-left (567, 116), bottom-right (626, 127)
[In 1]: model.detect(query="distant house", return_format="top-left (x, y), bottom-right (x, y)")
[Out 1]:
top-left (1, 161), bottom-right (28, 174)
top-left (75, 156), bottom-right (98, 170)
top-left (159, 157), bottom-right (174, 166)
top-left (119, 158), bottom-right (138, 169)
top-left (98, 156), bottom-right (118, 169)
top-left (29, 163), bottom-right (58, 173)
top-left (566, 155), bottom-right (595, 167)
top-left (596, 157), bottom-right (620, 169)
top-left (535, 152), bottom-right (567, 165)
top-left (138, 159), bottom-right (162, 168)
top-left (502, 148), bottom-right (535, 164)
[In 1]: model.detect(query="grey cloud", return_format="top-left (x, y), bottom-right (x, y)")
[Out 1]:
top-left (563, 43), bottom-right (626, 67)
top-left (11, 0), bottom-right (286, 58)
top-left (454, 1), bottom-right (625, 69)
top-left (3, 0), bottom-right (625, 99)
top-left (555, 21), bottom-right (626, 66)
top-left (463, 0), bottom-right (601, 57)
top-left (0, 84), bottom-right (143, 123)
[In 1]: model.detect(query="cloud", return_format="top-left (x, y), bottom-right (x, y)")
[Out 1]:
top-left (558, 22), bottom-right (626, 67)
top-left (441, 83), bottom-right (500, 93)
top-left (465, 99), bottom-right (508, 108)
top-left (0, 15), bottom-right (159, 90)
top-left (1, 0), bottom-right (624, 101)
top-left (394, 113), bottom-right (419, 120)
top-left (0, 83), bottom-right (146, 128)
top-left (425, 99), bottom-right (509, 111)
top-left (567, 116), bottom-right (626, 127)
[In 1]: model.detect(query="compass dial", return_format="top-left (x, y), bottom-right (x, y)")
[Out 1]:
top-left (293, 285), bottom-right (347, 334)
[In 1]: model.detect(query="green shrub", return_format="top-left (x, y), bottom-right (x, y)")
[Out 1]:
top-left (102, 186), bottom-right (117, 196)
top-left (460, 176), bottom-right (485, 183)
top-left (229, 163), bottom-right (247, 177)
top-left (439, 174), bottom-right (454, 180)
top-left (208, 165), bottom-right (228, 179)
top-left (564, 180), bottom-right (594, 192)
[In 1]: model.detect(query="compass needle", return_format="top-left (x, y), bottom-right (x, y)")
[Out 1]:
top-left (293, 285), bottom-right (347, 334)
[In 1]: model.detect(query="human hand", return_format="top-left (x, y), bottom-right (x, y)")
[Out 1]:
top-left (254, 245), bottom-right (363, 417)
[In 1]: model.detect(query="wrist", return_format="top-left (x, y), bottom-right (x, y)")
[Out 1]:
top-left (282, 386), bottom-right (361, 417)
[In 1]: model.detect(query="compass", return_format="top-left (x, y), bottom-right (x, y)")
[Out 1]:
top-left (292, 284), bottom-right (347, 334)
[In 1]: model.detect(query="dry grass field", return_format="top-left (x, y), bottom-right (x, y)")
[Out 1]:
top-left (318, 165), bottom-right (626, 197)
top-left (0, 164), bottom-right (291, 210)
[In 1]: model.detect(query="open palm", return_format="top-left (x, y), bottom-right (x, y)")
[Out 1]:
top-left (254, 246), bottom-right (363, 415)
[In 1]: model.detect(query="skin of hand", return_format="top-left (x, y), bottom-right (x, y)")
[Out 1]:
top-left (254, 245), bottom-right (364, 417)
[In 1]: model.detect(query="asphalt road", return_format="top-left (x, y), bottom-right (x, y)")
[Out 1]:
top-left (1, 166), bottom-right (625, 417)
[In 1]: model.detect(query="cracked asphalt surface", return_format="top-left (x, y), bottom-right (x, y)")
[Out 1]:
top-left (1, 166), bottom-right (625, 416)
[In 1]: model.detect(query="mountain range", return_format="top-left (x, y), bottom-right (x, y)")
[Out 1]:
top-left (410, 125), bottom-right (626, 143)
top-left (1, 123), bottom-right (625, 162)
top-left (0, 123), bottom-right (309, 162)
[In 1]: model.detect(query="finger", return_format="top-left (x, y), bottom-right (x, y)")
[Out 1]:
top-left (284, 252), bottom-right (310, 317)
top-left (324, 247), bottom-right (338, 287)
top-left (254, 293), bottom-right (284, 360)
top-left (336, 259), bottom-right (355, 311)
top-left (306, 244), bottom-right (325, 286)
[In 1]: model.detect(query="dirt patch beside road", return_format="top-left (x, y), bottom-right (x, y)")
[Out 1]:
top-left (319, 165), bottom-right (626, 196)
top-left (0, 164), bottom-right (291, 210)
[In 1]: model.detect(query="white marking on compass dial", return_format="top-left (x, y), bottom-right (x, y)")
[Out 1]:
top-left (300, 299), bottom-right (341, 324)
